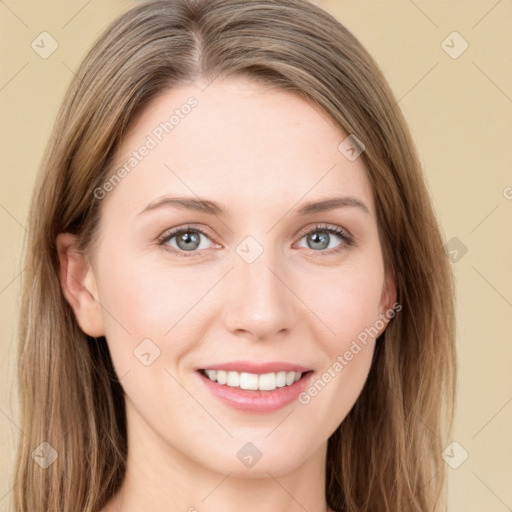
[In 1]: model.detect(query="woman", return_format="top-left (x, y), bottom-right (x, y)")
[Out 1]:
top-left (13, 0), bottom-right (456, 511)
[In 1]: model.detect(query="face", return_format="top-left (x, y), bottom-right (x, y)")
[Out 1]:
top-left (61, 78), bottom-right (395, 480)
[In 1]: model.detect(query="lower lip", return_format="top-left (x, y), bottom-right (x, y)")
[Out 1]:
top-left (197, 371), bottom-right (314, 413)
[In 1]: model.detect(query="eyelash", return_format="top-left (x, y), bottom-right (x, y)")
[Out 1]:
top-left (157, 223), bottom-right (354, 258)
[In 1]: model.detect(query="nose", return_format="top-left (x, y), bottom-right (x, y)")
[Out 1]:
top-left (220, 250), bottom-right (298, 341)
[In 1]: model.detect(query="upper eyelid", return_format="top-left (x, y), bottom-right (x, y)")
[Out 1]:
top-left (296, 223), bottom-right (350, 238)
top-left (160, 224), bottom-right (214, 241)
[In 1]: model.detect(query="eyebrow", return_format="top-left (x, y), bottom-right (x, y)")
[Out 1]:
top-left (137, 195), bottom-right (370, 217)
top-left (295, 196), bottom-right (370, 216)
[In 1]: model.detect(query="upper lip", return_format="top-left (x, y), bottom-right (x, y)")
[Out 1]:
top-left (198, 361), bottom-right (312, 374)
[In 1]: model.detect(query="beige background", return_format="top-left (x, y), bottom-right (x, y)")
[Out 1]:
top-left (1, 1), bottom-right (511, 510)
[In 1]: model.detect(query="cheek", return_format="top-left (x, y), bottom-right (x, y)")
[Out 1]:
top-left (297, 270), bottom-right (381, 432)
top-left (93, 253), bottom-right (222, 381)
top-left (304, 257), bottom-right (386, 343)
top-left (96, 255), bottom-right (207, 337)
top-left (296, 257), bottom-right (384, 407)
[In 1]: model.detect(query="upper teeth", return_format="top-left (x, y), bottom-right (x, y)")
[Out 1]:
top-left (204, 369), bottom-right (302, 391)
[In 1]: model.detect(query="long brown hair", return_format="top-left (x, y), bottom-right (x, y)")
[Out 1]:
top-left (13, 0), bottom-right (456, 510)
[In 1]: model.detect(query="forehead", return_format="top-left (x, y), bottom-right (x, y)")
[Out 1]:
top-left (105, 78), bottom-right (374, 216)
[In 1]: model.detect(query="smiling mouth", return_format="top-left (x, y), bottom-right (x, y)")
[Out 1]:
top-left (198, 369), bottom-right (313, 392)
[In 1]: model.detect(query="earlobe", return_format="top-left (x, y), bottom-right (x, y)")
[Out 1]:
top-left (56, 233), bottom-right (105, 337)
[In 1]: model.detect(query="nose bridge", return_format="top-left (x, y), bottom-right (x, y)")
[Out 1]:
top-left (221, 242), bottom-right (296, 338)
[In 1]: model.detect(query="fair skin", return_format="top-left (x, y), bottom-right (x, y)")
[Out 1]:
top-left (57, 78), bottom-right (395, 512)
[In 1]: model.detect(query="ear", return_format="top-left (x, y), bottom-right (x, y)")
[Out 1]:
top-left (377, 269), bottom-right (398, 335)
top-left (381, 270), bottom-right (397, 312)
top-left (56, 233), bottom-right (105, 337)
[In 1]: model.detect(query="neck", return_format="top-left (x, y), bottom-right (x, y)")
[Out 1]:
top-left (103, 399), bottom-right (332, 512)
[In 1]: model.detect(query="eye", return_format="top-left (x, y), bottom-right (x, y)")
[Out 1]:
top-left (158, 223), bottom-right (354, 258)
top-left (296, 224), bottom-right (353, 254)
top-left (158, 226), bottom-right (215, 257)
